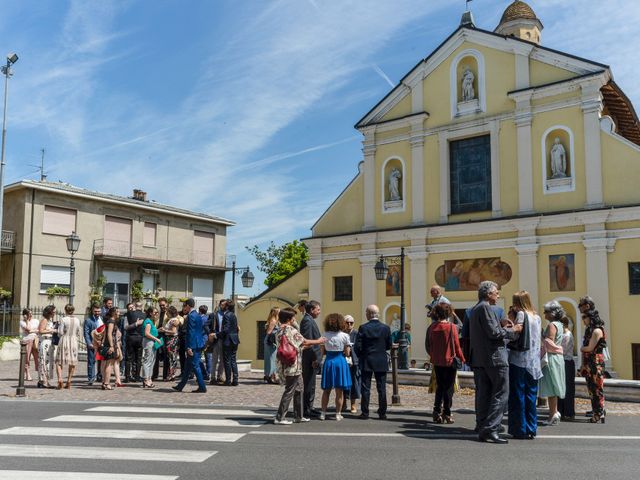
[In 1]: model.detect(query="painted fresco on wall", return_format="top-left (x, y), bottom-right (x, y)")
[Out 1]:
top-left (434, 257), bottom-right (512, 291)
top-left (386, 265), bottom-right (402, 296)
top-left (549, 254), bottom-right (575, 291)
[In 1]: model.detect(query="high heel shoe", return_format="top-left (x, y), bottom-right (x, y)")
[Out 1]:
top-left (433, 412), bottom-right (443, 424)
top-left (101, 383), bottom-right (112, 390)
top-left (64, 381), bottom-right (71, 390)
top-left (548, 412), bottom-right (561, 426)
top-left (443, 415), bottom-right (455, 424)
top-left (56, 381), bottom-right (63, 390)
top-left (37, 381), bottom-right (44, 389)
top-left (590, 412), bottom-right (605, 423)
top-left (115, 382), bottom-right (124, 388)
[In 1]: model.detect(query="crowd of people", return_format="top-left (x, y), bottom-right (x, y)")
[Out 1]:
top-left (18, 283), bottom-right (609, 443)
top-left (19, 296), bottom-right (242, 392)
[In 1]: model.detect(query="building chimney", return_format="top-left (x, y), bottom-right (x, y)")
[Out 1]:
top-left (132, 189), bottom-right (148, 201)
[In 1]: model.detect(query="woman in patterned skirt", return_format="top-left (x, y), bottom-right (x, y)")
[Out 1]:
top-left (159, 305), bottom-right (182, 381)
top-left (37, 305), bottom-right (57, 388)
top-left (579, 309), bottom-right (607, 423)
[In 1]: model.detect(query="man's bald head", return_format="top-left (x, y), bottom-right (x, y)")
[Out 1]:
top-left (365, 304), bottom-right (379, 320)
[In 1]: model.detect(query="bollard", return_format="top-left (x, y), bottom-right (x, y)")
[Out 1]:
top-left (391, 344), bottom-right (400, 405)
top-left (16, 341), bottom-right (27, 397)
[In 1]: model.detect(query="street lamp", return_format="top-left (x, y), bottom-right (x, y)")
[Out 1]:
top-left (65, 231), bottom-right (81, 305)
top-left (0, 52), bottom-right (18, 269)
top-left (228, 258), bottom-right (254, 301)
top-left (374, 247), bottom-right (408, 404)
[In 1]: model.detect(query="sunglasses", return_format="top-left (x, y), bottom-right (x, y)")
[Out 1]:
top-left (345, 321), bottom-right (354, 324)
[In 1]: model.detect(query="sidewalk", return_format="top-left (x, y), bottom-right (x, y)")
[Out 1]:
top-left (2, 359), bottom-right (640, 416)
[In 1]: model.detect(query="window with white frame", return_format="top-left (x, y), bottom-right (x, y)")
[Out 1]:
top-left (40, 265), bottom-right (70, 293)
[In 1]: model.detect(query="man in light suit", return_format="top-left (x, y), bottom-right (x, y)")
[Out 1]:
top-left (469, 281), bottom-right (521, 444)
top-left (300, 300), bottom-right (322, 418)
top-left (172, 298), bottom-right (207, 393)
top-left (355, 304), bottom-right (392, 420)
top-left (221, 301), bottom-right (240, 386)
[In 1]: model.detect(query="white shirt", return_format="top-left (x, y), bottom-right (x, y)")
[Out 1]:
top-left (323, 331), bottom-right (350, 352)
top-left (20, 318), bottom-right (39, 341)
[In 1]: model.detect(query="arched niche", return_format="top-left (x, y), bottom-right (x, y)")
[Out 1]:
top-left (450, 49), bottom-right (486, 118)
top-left (381, 156), bottom-right (406, 213)
top-left (552, 296), bottom-right (580, 359)
top-left (383, 302), bottom-right (401, 332)
top-left (542, 126), bottom-right (575, 194)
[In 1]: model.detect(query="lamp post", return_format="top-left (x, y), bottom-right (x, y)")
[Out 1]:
top-left (229, 258), bottom-right (254, 301)
top-left (374, 247), bottom-right (408, 369)
top-left (0, 53), bottom-right (18, 268)
top-left (65, 231), bottom-right (81, 305)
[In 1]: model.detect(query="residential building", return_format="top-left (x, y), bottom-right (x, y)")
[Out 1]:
top-left (239, 1), bottom-right (640, 379)
top-left (0, 180), bottom-right (234, 311)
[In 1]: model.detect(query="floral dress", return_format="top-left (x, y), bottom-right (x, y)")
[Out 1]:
top-left (55, 316), bottom-right (80, 367)
top-left (582, 327), bottom-right (606, 416)
top-left (38, 319), bottom-right (56, 384)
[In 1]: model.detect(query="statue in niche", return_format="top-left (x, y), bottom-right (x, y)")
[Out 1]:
top-left (389, 313), bottom-right (400, 333)
top-left (550, 137), bottom-right (568, 178)
top-left (388, 167), bottom-right (402, 201)
top-left (461, 66), bottom-right (475, 101)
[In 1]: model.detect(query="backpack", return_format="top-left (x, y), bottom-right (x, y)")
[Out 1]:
top-left (277, 329), bottom-right (297, 367)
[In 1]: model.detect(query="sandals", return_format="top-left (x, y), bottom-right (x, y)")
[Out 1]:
top-left (433, 413), bottom-right (443, 424)
top-left (64, 381), bottom-right (71, 390)
top-left (589, 412), bottom-right (605, 424)
top-left (443, 415), bottom-right (455, 424)
top-left (101, 383), bottom-right (113, 390)
top-left (56, 381), bottom-right (63, 390)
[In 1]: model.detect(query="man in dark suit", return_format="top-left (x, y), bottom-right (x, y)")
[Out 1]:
top-left (173, 298), bottom-right (207, 393)
top-left (209, 299), bottom-right (227, 385)
top-left (221, 301), bottom-right (240, 386)
top-left (469, 281), bottom-right (521, 444)
top-left (300, 300), bottom-right (322, 418)
top-left (355, 304), bottom-right (392, 420)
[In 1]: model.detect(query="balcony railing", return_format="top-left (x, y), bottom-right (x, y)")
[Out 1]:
top-left (1, 230), bottom-right (15, 250)
top-left (93, 239), bottom-right (228, 268)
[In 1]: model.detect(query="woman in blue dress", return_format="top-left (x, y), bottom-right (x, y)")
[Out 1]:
top-left (320, 313), bottom-right (352, 421)
top-left (263, 307), bottom-right (280, 384)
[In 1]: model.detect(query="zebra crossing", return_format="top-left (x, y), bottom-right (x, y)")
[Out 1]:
top-left (0, 403), bottom-right (273, 479)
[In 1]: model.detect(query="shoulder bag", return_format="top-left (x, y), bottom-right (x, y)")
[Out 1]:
top-left (447, 323), bottom-right (463, 370)
top-left (507, 312), bottom-right (530, 352)
top-left (276, 329), bottom-right (297, 367)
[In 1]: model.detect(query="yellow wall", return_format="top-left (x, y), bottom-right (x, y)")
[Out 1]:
top-left (601, 132), bottom-right (640, 206)
top-left (530, 59), bottom-right (576, 87)
top-left (380, 95), bottom-right (412, 122)
top-left (312, 174), bottom-right (363, 237)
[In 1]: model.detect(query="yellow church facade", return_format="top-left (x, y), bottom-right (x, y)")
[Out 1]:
top-left (239, 2), bottom-right (640, 380)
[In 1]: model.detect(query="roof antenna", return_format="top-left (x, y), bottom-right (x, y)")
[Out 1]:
top-left (461, 0), bottom-right (475, 27)
top-left (39, 148), bottom-right (47, 181)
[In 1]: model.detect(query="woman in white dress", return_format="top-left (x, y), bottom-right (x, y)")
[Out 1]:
top-left (37, 305), bottom-right (57, 389)
top-left (55, 303), bottom-right (81, 389)
top-left (19, 308), bottom-right (40, 381)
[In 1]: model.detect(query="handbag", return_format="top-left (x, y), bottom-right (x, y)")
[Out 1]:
top-left (447, 323), bottom-right (463, 370)
top-left (507, 312), bottom-right (531, 351)
top-left (276, 330), bottom-right (297, 367)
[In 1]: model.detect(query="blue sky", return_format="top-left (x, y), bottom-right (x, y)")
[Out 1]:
top-left (1, 0), bottom-right (640, 296)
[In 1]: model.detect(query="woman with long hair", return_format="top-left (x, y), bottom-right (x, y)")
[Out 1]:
top-left (37, 305), bottom-right (57, 388)
top-left (159, 305), bottom-right (182, 381)
top-left (319, 313), bottom-right (352, 421)
top-left (263, 307), bottom-right (280, 384)
top-left (539, 301), bottom-right (567, 425)
top-left (426, 304), bottom-right (465, 424)
top-left (55, 304), bottom-right (81, 389)
top-left (579, 309), bottom-right (607, 423)
top-left (100, 307), bottom-right (121, 390)
top-left (507, 291), bottom-right (542, 439)
top-left (141, 306), bottom-right (161, 388)
top-left (19, 308), bottom-right (39, 381)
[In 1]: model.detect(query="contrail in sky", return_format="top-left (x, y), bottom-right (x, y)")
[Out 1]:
top-left (372, 63), bottom-right (395, 88)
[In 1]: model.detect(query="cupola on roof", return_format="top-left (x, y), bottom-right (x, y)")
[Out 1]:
top-left (499, 1), bottom-right (538, 24)
top-left (495, 1), bottom-right (543, 44)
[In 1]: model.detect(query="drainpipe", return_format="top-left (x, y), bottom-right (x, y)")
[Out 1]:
top-left (26, 188), bottom-right (35, 306)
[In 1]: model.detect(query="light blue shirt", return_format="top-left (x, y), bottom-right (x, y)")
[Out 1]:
top-left (509, 311), bottom-right (543, 380)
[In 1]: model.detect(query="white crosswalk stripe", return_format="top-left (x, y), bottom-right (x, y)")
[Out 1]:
top-left (0, 444), bottom-right (217, 462)
top-left (0, 426), bottom-right (245, 443)
top-left (87, 406), bottom-right (272, 417)
top-left (45, 414), bottom-right (266, 427)
top-left (1, 404), bottom-right (273, 478)
top-left (0, 472), bottom-right (177, 480)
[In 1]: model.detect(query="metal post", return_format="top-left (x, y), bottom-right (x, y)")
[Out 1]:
top-left (390, 344), bottom-right (400, 405)
top-left (16, 341), bottom-right (26, 396)
top-left (230, 260), bottom-right (236, 301)
top-left (397, 247), bottom-right (408, 369)
top-left (69, 252), bottom-right (75, 306)
top-left (0, 58), bottom-right (11, 268)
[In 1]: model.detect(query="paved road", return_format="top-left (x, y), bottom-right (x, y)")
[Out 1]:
top-left (1, 399), bottom-right (639, 480)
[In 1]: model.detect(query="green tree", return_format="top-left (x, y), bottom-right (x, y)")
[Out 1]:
top-left (246, 240), bottom-right (308, 288)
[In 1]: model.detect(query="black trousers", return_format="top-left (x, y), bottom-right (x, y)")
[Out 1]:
top-left (178, 335), bottom-right (186, 374)
top-left (558, 358), bottom-right (576, 418)
top-left (434, 366), bottom-right (457, 416)
top-left (302, 360), bottom-right (318, 416)
top-left (125, 335), bottom-right (142, 381)
top-left (223, 343), bottom-right (238, 383)
top-left (360, 369), bottom-right (387, 417)
top-left (473, 366), bottom-right (509, 437)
